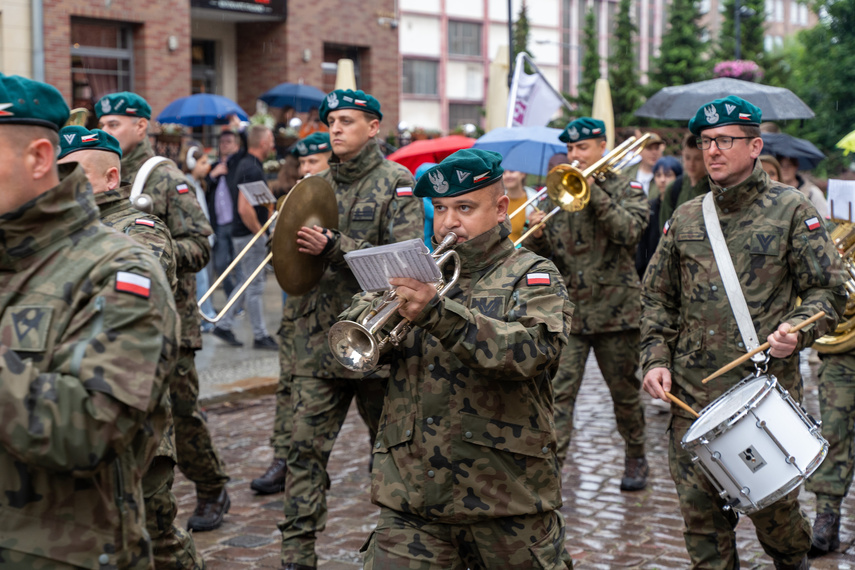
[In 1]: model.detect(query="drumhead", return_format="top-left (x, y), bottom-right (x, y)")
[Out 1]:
top-left (683, 375), bottom-right (775, 444)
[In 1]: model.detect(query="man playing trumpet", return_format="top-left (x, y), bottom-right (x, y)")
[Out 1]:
top-left (339, 149), bottom-right (575, 568)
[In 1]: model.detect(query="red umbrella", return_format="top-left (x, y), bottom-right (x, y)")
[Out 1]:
top-left (387, 135), bottom-right (475, 174)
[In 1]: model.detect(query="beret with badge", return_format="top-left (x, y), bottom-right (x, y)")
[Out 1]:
top-left (318, 89), bottom-right (382, 125)
top-left (559, 117), bottom-right (607, 143)
top-left (0, 73), bottom-right (69, 131)
top-left (291, 132), bottom-right (331, 157)
top-left (688, 95), bottom-right (762, 136)
top-left (414, 149), bottom-right (504, 199)
top-left (58, 126), bottom-right (122, 160)
top-left (95, 91), bottom-right (152, 120)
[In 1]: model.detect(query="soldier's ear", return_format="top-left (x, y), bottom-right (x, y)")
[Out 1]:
top-left (106, 165), bottom-right (121, 190)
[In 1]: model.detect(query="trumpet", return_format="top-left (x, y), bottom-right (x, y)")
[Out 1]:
top-left (513, 133), bottom-right (651, 247)
top-left (328, 232), bottom-right (461, 373)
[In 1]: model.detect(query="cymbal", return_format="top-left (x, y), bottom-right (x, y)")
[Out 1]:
top-left (272, 176), bottom-right (338, 296)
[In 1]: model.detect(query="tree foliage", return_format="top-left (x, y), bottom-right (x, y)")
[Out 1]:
top-left (649, 0), bottom-right (710, 93)
top-left (572, 7), bottom-right (600, 117)
top-left (512, 1), bottom-right (533, 73)
top-left (608, 0), bottom-right (644, 126)
top-left (715, 0), bottom-right (766, 63)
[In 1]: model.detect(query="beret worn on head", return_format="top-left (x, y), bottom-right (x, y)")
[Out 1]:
top-left (559, 117), bottom-right (607, 143)
top-left (413, 149), bottom-right (504, 199)
top-left (688, 95), bottom-right (762, 136)
top-left (58, 126), bottom-right (122, 160)
top-left (95, 91), bottom-right (152, 120)
top-left (318, 89), bottom-right (382, 125)
top-left (291, 132), bottom-right (331, 157)
top-left (0, 74), bottom-right (69, 131)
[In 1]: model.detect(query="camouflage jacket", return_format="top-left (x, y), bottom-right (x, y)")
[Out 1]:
top-left (123, 139), bottom-right (212, 349)
top-left (0, 165), bottom-right (179, 567)
top-left (523, 172), bottom-right (648, 334)
top-left (641, 163), bottom-right (848, 418)
top-left (344, 222), bottom-right (574, 523)
top-left (282, 138), bottom-right (423, 380)
top-left (659, 175), bottom-right (710, 233)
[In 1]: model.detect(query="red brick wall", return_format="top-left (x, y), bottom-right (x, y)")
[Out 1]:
top-left (43, 0), bottom-right (191, 119)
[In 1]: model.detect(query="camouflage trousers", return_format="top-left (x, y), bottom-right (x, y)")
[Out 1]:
top-left (279, 374), bottom-right (387, 567)
top-left (143, 455), bottom-right (204, 569)
top-left (361, 507), bottom-right (573, 570)
top-left (270, 317), bottom-right (295, 459)
top-left (169, 347), bottom-right (229, 497)
top-left (553, 330), bottom-right (645, 470)
top-left (805, 352), bottom-right (855, 515)
top-left (669, 415), bottom-right (812, 568)
top-left (0, 549), bottom-right (151, 570)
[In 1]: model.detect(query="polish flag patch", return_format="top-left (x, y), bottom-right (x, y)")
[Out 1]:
top-left (739, 113), bottom-right (752, 120)
top-left (663, 220), bottom-right (671, 235)
top-left (176, 183), bottom-right (189, 194)
top-left (116, 271), bottom-right (151, 298)
top-left (135, 218), bottom-right (156, 227)
top-left (526, 272), bottom-right (551, 286)
top-left (81, 134), bottom-right (98, 143)
top-left (473, 171), bottom-right (491, 183)
top-left (805, 216), bottom-right (821, 231)
top-left (354, 99), bottom-right (367, 106)
top-left (396, 186), bottom-right (413, 197)
top-left (630, 181), bottom-right (643, 190)
top-left (0, 103), bottom-right (14, 116)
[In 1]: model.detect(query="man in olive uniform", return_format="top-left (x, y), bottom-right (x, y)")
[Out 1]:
top-left (251, 132), bottom-right (332, 495)
top-left (641, 96), bottom-right (848, 570)
top-left (97, 92), bottom-right (230, 531)
top-left (340, 149), bottom-right (575, 569)
top-left (276, 89), bottom-right (424, 570)
top-left (57, 126), bottom-right (203, 569)
top-left (0, 74), bottom-right (178, 568)
top-left (523, 117), bottom-right (650, 490)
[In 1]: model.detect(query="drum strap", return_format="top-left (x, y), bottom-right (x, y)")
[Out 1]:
top-left (702, 192), bottom-right (766, 364)
top-left (130, 156), bottom-right (170, 204)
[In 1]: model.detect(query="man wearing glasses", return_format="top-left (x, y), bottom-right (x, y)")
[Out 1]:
top-left (641, 96), bottom-right (847, 569)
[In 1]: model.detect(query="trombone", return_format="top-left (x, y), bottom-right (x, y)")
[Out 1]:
top-left (512, 133), bottom-right (651, 247)
top-left (328, 232), bottom-right (461, 373)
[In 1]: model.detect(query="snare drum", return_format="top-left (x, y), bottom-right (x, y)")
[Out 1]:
top-left (681, 374), bottom-right (827, 514)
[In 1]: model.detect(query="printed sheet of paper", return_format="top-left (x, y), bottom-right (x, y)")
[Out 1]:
top-left (828, 179), bottom-right (855, 222)
top-left (344, 239), bottom-right (442, 292)
top-left (238, 180), bottom-right (276, 206)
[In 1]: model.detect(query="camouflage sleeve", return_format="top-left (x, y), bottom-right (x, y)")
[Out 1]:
top-left (0, 253), bottom-right (178, 476)
top-left (519, 200), bottom-right (556, 258)
top-left (126, 220), bottom-right (178, 294)
top-left (590, 175), bottom-right (649, 247)
top-left (155, 166), bottom-right (213, 275)
top-left (412, 260), bottom-right (572, 381)
top-left (640, 223), bottom-right (682, 376)
top-left (657, 179), bottom-right (678, 232)
top-left (784, 201), bottom-right (848, 350)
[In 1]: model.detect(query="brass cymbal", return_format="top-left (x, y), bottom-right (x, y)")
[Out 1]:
top-left (272, 176), bottom-right (339, 296)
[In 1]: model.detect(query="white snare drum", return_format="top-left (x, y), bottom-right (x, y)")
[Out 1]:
top-left (681, 374), bottom-right (827, 515)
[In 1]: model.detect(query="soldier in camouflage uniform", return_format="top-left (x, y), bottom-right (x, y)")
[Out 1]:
top-left (57, 126), bottom-right (203, 569)
top-left (0, 74), bottom-right (178, 568)
top-left (97, 92), bottom-right (230, 532)
top-left (337, 149), bottom-right (574, 569)
top-left (641, 96), bottom-right (848, 570)
top-left (276, 89), bottom-right (424, 570)
top-left (522, 117), bottom-right (650, 490)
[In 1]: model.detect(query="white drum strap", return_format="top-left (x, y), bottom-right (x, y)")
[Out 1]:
top-left (702, 192), bottom-right (766, 363)
top-left (129, 156), bottom-right (170, 204)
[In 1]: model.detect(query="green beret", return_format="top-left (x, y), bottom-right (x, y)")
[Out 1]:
top-left (95, 91), bottom-right (152, 120)
top-left (414, 149), bottom-right (504, 199)
top-left (0, 74), bottom-right (69, 131)
top-left (318, 89), bottom-right (382, 125)
top-left (688, 95), bottom-right (762, 135)
top-left (58, 126), bottom-right (122, 160)
top-left (291, 132), bottom-right (331, 157)
top-left (559, 117), bottom-right (606, 143)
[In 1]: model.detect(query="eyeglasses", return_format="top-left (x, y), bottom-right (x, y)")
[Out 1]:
top-left (696, 136), bottom-right (756, 150)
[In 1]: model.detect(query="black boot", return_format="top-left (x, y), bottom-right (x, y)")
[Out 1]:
top-left (773, 555), bottom-right (810, 569)
top-left (809, 512), bottom-right (840, 557)
top-left (187, 487), bottom-right (230, 532)
top-left (251, 458), bottom-right (288, 495)
top-left (620, 455), bottom-right (649, 491)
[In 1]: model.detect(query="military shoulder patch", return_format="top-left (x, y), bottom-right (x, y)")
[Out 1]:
top-left (630, 181), bottom-right (643, 190)
top-left (805, 216), bottom-right (820, 231)
top-left (135, 218), bottom-right (155, 227)
top-left (526, 272), bottom-right (551, 286)
top-left (176, 183), bottom-right (190, 194)
top-left (663, 220), bottom-right (671, 235)
top-left (396, 186), bottom-right (413, 197)
top-left (116, 271), bottom-right (151, 298)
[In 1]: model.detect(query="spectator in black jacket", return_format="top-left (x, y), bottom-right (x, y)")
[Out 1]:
top-left (206, 129), bottom-right (244, 299)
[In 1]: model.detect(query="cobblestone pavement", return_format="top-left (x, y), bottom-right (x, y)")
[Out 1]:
top-left (175, 352), bottom-right (855, 569)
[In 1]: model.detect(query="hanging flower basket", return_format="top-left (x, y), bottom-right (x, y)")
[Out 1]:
top-left (714, 60), bottom-right (764, 83)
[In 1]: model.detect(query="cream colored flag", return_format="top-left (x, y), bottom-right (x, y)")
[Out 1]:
top-left (592, 78), bottom-right (615, 151)
top-left (335, 59), bottom-right (357, 91)
top-left (485, 46), bottom-right (510, 132)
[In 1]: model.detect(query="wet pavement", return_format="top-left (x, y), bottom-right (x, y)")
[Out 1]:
top-left (181, 327), bottom-right (855, 569)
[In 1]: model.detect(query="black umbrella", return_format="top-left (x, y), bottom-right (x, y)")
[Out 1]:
top-left (760, 133), bottom-right (826, 169)
top-left (635, 78), bottom-right (815, 121)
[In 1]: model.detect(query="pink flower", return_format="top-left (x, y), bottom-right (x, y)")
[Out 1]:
top-left (714, 60), bottom-right (764, 82)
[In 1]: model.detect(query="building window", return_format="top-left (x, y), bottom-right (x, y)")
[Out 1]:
top-left (191, 40), bottom-right (217, 95)
top-left (448, 103), bottom-right (481, 130)
top-left (448, 21), bottom-right (481, 56)
top-left (70, 18), bottom-right (134, 122)
top-left (403, 59), bottom-right (439, 95)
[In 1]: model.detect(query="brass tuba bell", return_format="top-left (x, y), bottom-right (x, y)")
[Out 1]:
top-left (814, 221), bottom-right (855, 353)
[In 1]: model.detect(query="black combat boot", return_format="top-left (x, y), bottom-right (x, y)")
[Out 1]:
top-left (251, 458), bottom-right (288, 494)
top-left (773, 555), bottom-right (810, 569)
top-left (809, 512), bottom-right (840, 557)
top-left (187, 487), bottom-right (230, 532)
top-left (620, 455), bottom-right (649, 491)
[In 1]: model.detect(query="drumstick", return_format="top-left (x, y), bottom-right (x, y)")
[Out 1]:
top-left (701, 311), bottom-right (826, 384)
top-left (664, 392), bottom-right (699, 418)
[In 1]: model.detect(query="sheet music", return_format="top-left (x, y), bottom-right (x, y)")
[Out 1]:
top-left (238, 180), bottom-right (276, 206)
top-left (344, 239), bottom-right (442, 292)
top-left (828, 179), bottom-right (855, 222)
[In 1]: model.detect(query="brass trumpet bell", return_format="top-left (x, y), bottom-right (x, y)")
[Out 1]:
top-left (545, 164), bottom-right (589, 213)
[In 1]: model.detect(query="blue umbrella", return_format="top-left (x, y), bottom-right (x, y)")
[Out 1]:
top-left (156, 93), bottom-right (248, 127)
top-left (472, 126), bottom-right (566, 176)
top-left (259, 83), bottom-right (326, 112)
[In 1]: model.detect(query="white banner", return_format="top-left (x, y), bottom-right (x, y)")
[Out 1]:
top-left (507, 53), bottom-right (568, 128)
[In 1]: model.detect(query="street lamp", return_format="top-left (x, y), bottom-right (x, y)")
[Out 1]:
top-left (734, 0), bottom-right (756, 60)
